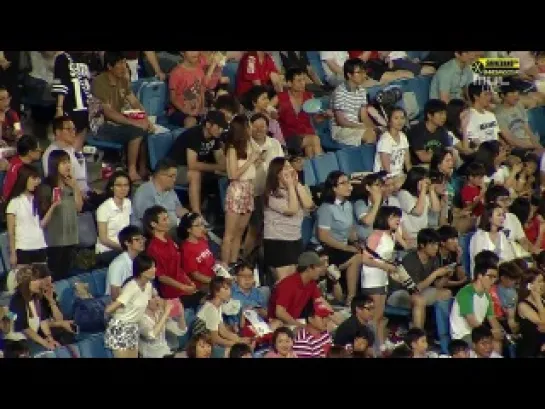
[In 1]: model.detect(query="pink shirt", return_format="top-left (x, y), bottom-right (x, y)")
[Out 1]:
top-left (168, 63), bottom-right (217, 116)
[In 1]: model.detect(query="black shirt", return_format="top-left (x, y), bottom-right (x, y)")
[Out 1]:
top-left (167, 125), bottom-right (221, 167)
top-left (389, 250), bottom-right (441, 292)
top-left (408, 122), bottom-right (451, 165)
top-left (279, 51), bottom-right (310, 74)
top-left (333, 315), bottom-right (375, 347)
top-left (9, 290), bottom-right (53, 335)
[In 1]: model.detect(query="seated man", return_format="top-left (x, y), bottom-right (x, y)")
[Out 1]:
top-left (292, 301), bottom-right (333, 358)
top-left (463, 83), bottom-right (500, 148)
top-left (91, 51), bottom-right (152, 182)
top-left (277, 68), bottom-right (323, 158)
top-left (320, 51), bottom-right (349, 87)
top-left (0, 86), bottom-right (23, 147)
top-left (333, 294), bottom-right (376, 353)
top-left (132, 158), bottom-right (188, 235)
top-left (2, 135), bottom-right (41, 200)
top-left (408, 99), bottom-right (451, 165)
top-left (429, 51), bottom-right (475, 103)
top-left (278, 51), bottom-right (326, 93)
top-left (106, 225), bottom-right (145, 300)
top-left (167, 111), bottom-right (227, 216)
top-left (331, 58), bottom-right (377, 146)
top-left (387, 228), bottom-right (452, 330)
top-left (495, 82), bottom-right (544, 153)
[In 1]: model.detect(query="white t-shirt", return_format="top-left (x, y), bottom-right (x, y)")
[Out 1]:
top-left (504, 212), bottom-right (525, 242)
top-left (361, 230), bottom-right (396, 288)
top-left (197, 301), bottom-right (223, 332)
top-left (450, 286), bottom-right (492, 340)
top-left (389, 51), bottom-right (408, 61)
top-left (6, 195), bottom-right (47, 251)
top-left (397, 190), bottom-right (430, 240)
top-left (469, 229), bottom-right (515, 278)
top-left (490, 166), bottom-right (510, 185)
top-left (96, 197), bottom-right (132, 254)
top-left (374, 131), bottom-right (409, 174)
top-left (106, 252), bottom-right (132, 296)
top-left (139, 312), bottom-right (173, 358)
top-left (251, 136), bottom-right (284, 196)
top-left (113, 280), bottom-right (153, 323)
top-left (320, 51), bottom-right (349, 80)
top-left (465, 108), bottom-right (500, 145)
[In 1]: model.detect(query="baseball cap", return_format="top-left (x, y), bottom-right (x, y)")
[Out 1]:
top-left (205, 110), bottom-right (229, 130)
top-left (312, 301), bottom-right (332, 318)
top-left (297, 251), bottom-right (325, 269)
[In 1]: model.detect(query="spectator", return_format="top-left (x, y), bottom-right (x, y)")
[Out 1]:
top-left (276, 68), bottom-right (323, 158)
top-left (106, 225), bottom-right (145, 300)
top-left (139, 295), bottom-right (186, 358)
top-left (397, 167), bottom-right (441, 240)
top-left (387, 228), bottom-right (452, 330)
top-left (404, 328), bottom-right (429, 358)
top-left (213, 94), bottom-right (240, 123)
top-left (264, 327), bottom-right (297, 358)
top-left (374, 107), bottom-right (411, 174)
top-left (449, 261), bottom-right (503, 345)
top-left (436, 225), bottom-right (468, 295)
top-left (316, 171), bottom-right (362, 304)
top-left (263, 157), bottom-right (314, 280)
top-left (221, 115), bottom-right (258, 264)
top-left (516, 268), bottom-right (545, 357)
top-left (95, 171), bottom-right (132, 262)
top-left (2, 135), bottom-right (42, 201)
top-left (360, 206), bottom-right (403, 347)
top-left (389, 344), bottom-right (413, 358)
top-left (143, 206), bottom-right (200, 310)
top-left (353, 173), bottom-right (384, 241)
top-left (384, 51), bottom-right (436, 76)
top-left (469, 325), bottom-right (503, 358)
top-left (132, 158), bottom-right (188, 235)
top-left (2, 340), bottom-right (31, 358)
top-left (331, 58), bottom-right (377, 146)
top-left (464, 83), bottom-right (500, 148)
top-left (471, 141), bottom-right (514, 188)
top-left (445, 99), bottom-right (475, 158)
top-left (490, 262), bottom-right (521, 334)
top-left (228, 342), bottom-right (253, 358)
top-left (320, 51), bottom-right (349, 87)
top-left (91, 51), bottom-right (152, 182)
top-left (167, 51), bottom-right (224, 128)
top-left (6, 165), bottom-right (49, 267)
top-left (268, 251), bottom-right (332, 326)
top-left (408, 99), bottom-right (451, 165)
top-left (0, 51), bottom-right (21, 115)
top-left (195, 276), bottom-right (252, 349)
top-left (167, 111), bottom-right (227, 216)
top-left (292, 301), bottom-right (333, 358)
top-left (333, 294), bottom-right (376, 352)
top-left (349, 51), bottom-right (413, 84)
top-left (235, 51), bottom-right (283, 97)
top-left (178, 212), bottom-right (217, 292)
top-left (430, 149), bottom-right (457, 226)
top-left (429, 51), bottom-right (475, 103)
top-left (104, 254), bottom-right (156, 358)
top-left (52, 51), bottom-right (92, 151)
top-left (244, 85), bottom-right (285, 145)
top-left (448, 339), bottom-right (470, 358)
top-left (496, 83), bottom-right (544, 153)
top-left (460, 162), bottom-right (487, 217)
top-left (0, 86), bottom-right (23, 147)
top-left (36, 150), bottom-right (83, 281)
top-left (186, 333), bottom-right (213, 358)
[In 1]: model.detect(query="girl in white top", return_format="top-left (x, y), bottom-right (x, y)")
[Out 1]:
top-left (469, 204), bottom-right (515, 278)
top-left (374, 107), bottom-right (411, 176)
top-left (222, 115), bottom-right (259, 264)
top-left (96, 171), bottom-right (132, 255)
top-left (360, 206), bottom-right (403, 347)
top-left (6, 165), bottom-right (58, 267)
top-left (104, 254), bottom-right (155, 358)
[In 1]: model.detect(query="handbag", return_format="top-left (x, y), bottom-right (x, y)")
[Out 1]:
top-left (73, 296), bottom-right (108, 333)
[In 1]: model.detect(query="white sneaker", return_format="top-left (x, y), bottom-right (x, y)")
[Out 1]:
top-left (165, 318), bottom-right (186, 337)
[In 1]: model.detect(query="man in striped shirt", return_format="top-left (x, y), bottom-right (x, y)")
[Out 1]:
top-left (331, 58), bottom-right (377, 147)
top-left (292, 301), bottom-right (333, 358)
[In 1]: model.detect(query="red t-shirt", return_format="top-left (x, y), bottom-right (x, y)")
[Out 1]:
top-left (524, 216), bottom-right (545, 250)
top-left (277, 91), bottom-right (315, 139)
top-left (2, 155), bottom-right (23, 200)
top-left (268, 273), bottom-right (322, 320)
top-left (235, 52), bottom-right (278, 97)
top-left (146, 236), bottom-right (194, 299)
top-left (489, 285), bottom-right (505, 319)
top-left (180, 238), bottom-right (216, 290)
top-left (460, 184), bottom-right (484, 217)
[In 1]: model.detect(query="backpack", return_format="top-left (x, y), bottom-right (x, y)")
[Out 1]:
top-left (73, 297), bottom-right (108, 333)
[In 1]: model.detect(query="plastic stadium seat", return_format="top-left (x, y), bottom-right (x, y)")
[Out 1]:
top-left (77, 333), bottom-right (113, 358)
top-left (311, 152), bottom-right (340, 184)
top-left (222, 62), bottom-right (239, 93)
top-left (384, 305), bottom-right (411, 317)
top-left (218, 177), bottom-right (229, 211)
top-left (0, 231), bottom-right (10, 274)
top-left (336, 147), bottom-right (366, 175)
top-left (459, 231), bottom-right (475, 280)
top-left (301, 216), bottom-right (315, 249)
top-left (303, 159), bottom-right (317, 187)
top-left (528, 106), bottom-right (545, 144)
top-left (135, 79), bottom-right (167, 118)
top-left (360, 144), bottom-right (376, 172)
top-left (54, 278), bottom-right (76, 319)
top-left (434, 298), bottom-right (454, 355)
top-left (86, 137), bottom-right (124, 152)
top-left (55, 345), bottom-right (80, 358)
top-left (91, 268), bottom-right (107, 297)
top-left (148, 132), bottom-right (174, 170)
top-left (314, 118), bottom-right (342, 151)
top-left (306, 51), bottom-right (326, 84)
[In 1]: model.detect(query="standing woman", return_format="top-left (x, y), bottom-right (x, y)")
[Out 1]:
top-left (96, 171), bottom-right (132, 264)
top-left (516, 269), bottom-right (545, 357)
top-left (52, 51), bottom-right (92, 151)
top-left (263, 157), bottom-right (314, 281)
top-left (36, 150), bottom-right (83, 281)
top-left (221, 115), bottom-right (259, 265)
top-left (6, 165), bottom-right (56, 267)
top-left (104, 254), bottom-right (156, 358)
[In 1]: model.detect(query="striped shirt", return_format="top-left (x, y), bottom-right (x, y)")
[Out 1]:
top-left (292, 327), bottom-right (332, 358)
top-left (264, 188), bottom-right (304, 241)
top-left (331, 82), bottom-right (368, 126)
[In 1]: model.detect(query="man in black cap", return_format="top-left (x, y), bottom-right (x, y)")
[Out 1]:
top-left (167, 110), bottom-right (228, 217)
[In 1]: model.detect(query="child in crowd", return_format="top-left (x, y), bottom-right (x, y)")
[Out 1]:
top-left (448, 339), bottom-right (470, 358)
top-left (186, 333), bottom-right (213, 358)
top-left (460, 162), bottom-right (486, 217)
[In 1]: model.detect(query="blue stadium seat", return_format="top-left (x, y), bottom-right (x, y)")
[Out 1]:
top-left (313, 118), bottom-right (342, 151)
top-left (218, 177), bottom-right (229, 211)
top-left (86, 137), bottom-right (124, 152)
top-left (148, 132), bottom-right (174, 170)
top-left (306, 51), bottom-right (326, 84)
top-left (460, 231), bottom-right (475, 280)
top-left (222, 62), bottom-right (239, 93)
top-left (77, 333), bottom-right (113, 358)
top-left (55, 345), bottom-right (80, 358)
top-left (434, 298), bottom-right (454, 355)
top-left (90, 268), bottom-right (107, 297)
top-left (384, 305), bottom-right (411, 317)
top-left (135, 79), bottom-right (167, 118)
top-left (360, 144), bottom-right (376, 172)
top-left (72, 272), bottom-right (98, 299)
top-left (311, 152), bottom-right (340, 184)
top-left (301, 216), bottom-right (315, 249)
top-left (54, 278), bottom-right (76, 319)
top-left (303, 159), bottom-right (317, 187)
top-left (0, 231), bottom-right (10, 274)
top-left (336, 147), bottom-right (366, 175)
top-left (528, 106), bottom-right (545, 144)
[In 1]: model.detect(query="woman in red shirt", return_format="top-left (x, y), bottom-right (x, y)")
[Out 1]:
top-left (277, 68), bottom-right (323, 158)
top-left (143, 205), bottom-right (203, 310)
top-left (235, 52), bottom-right (283, 97)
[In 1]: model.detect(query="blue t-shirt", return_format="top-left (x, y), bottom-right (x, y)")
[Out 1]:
top-left (315, 200), bottom-right (354, 244)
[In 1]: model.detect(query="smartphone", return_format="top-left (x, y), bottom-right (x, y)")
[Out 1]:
top-left (52, 187), bottom-right (61, 202)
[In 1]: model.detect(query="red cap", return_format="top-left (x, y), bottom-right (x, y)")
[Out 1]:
top-left (313, 302), bottom-right (332, 319)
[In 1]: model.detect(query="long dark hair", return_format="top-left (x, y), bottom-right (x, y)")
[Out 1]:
top-left (105, 170), bottom-right (132, 199)
top-left (46, 149), bottom-right (70, 188)
top-left (122, 254), bottom-right (155, 287)
top-left (142, 205), bottom-right (168, 239)
top-left (264, 157), bottom-right (288, 207)
top-left (177, 212), bottom-right (201, 241)
top-left (478, 204), bottom-right (503, 232)
top-left (430, 148), bottom-right (454, 178)
top-left (224, 114), bottom-right (250, 159)
top-left (351, 173), bottom-right (383, 204)
top-left (7, 164), bottom-right (40, 216)
top-left (401, 166), bottom-right (428, 197)
top-left (474, 141), bottom-right (500, 176)
top-left (321, 170), bottom-right (348, 204)
top-left (445, 99), bottom-right (467, 138)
